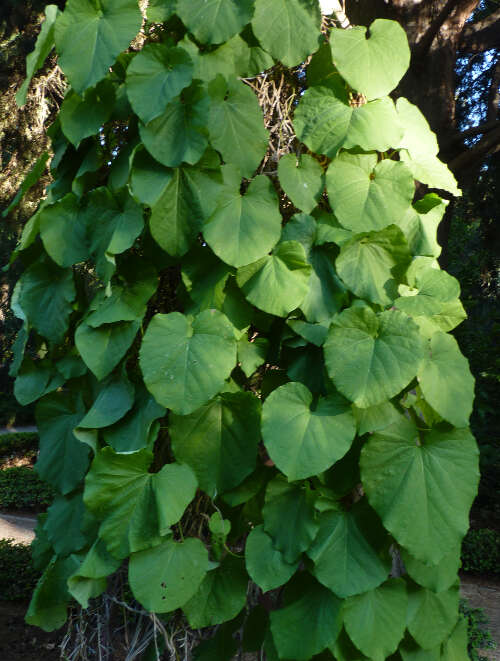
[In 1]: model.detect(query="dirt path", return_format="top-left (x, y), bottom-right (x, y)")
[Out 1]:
top-left (461, 575), bottom-right (500, 660)
top-left (0, 513), bottom-right (36, 544)
top-left (0, 426), bottom-right (37, 435)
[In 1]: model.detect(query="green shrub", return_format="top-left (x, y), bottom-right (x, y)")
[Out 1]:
top-left (460, 599), bottom-right (497, 661)
top-left (0, 466), bottom-right (55, 510)
top-left (461, 528), bottom-right (500, 573)
top-left (0, 431), bottom-right (38, 458)
top-left (0, 539), bottom-right (41, 601)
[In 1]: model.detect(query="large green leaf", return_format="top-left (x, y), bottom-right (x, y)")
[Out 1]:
top-left (331, 629), bottom-right (370, 661)
top-left (401, 547), bottom-right (460, 593)
top-left (181, 33), bottom-right (273, 82)
top-left (360, 418), bottom-right (479, 564)
top-left (176, 0), bottom-right (254, 45)
top-left (330, 19), bottom-right (410, 100)
top-left (278, 153), bottom-right (324, 214)
top-left (84, 448), bottom-right (198, 558)
top-left (252, 0), bottom-right (321, 67)
top-left (170, 392), bottom-right (260, 496)
top-left (26, 555), bottom-right (80, 631)
top-left (336, 225), bottom-right (412, 306)
top-left (353, 401), bottom-right (400, 435)
top-left (397, 98), bottom-right (460, 196)
top-left (208, 77), bottom-right (268, 178)
top-left (324, 307), bottom-right (424, 408)
top-left (400, 150), bottom-right (461, 197)
top-left (236, 241), bottom-right (312, 317)
top-left (306, 503), bottom-right (391, 598)
top-left (417, 332), bottom-right (474, 428)
top-left (398, 195), bottom-right (447, 258)
top-left (54, 0), bottom-right (142, 94)
top-left (150, 163), bottom-right (223, 257)
top-left (126, 44), bottom-right (194, 124)
top-left (140, 310), bottom-right (237, 415)
top-left (129, 537), bottom-right (210, 613)
top-left (59, 80), bottom-right (115, 147)
top-left (75, 320), bottom-right (140, 381)
top-left (263, 476), bottom-right (319, 563)
top-left (14, 359), bottom-right (63, 406)
top-left (245, 525), bottom-right (299, 592)
top-left (77, 369), bottom-right (135, 429)
top-left (407, 584), bottom-right (459, 649)
top-left (43, 491), bottom-right (89, 557)
top-left (395, 258), bottom-right (460, 317)
top-left (441, 618), bottom-right (469, 661)
top-left (68, 539), bottom-right (121, 608)
top-left (343, 579), bottom-right (407, 661)
top-left (270, 574), bottom-right (342, 660)
top-left (19, 257), bottom-right (75, 344)
top-left (326, 152), bottom-right (414, 232)
top-left (294, 88), bottom-right (402, 158)
top-left (86, 265), bottom-right (157, 327)
top-left (17, 5), bottom-right (58, 106)
top-left (183, 556), bottom-right (248, 628)
top-left (84, 187), bottom-right (145, 281)
top-left (35, 390), bottom-right (91, 495)
top-left (262, 382), bottom-right (356, 480)
top-left (139, 82), bottom-right (209, 168)
top-left (182, 246), bottom-right (232, 315)
top-left (39, 193), bottom-right (88, 267)
top-left (129, 147), bottom-right (173, 207)
top-left (397, 98), bottom-right (439, 161)
top-left (412, 298), bottom-right (467, 338)
top-left (204, 170), bottom-right (281, 267)
top-left (302, 246), bottom-right (347, 323)
top-left (102, 386), bottom-right (165, 453)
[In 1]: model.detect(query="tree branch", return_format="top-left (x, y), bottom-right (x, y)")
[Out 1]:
top-left (487, 58), bottom-right (500, 123)
top-left (459, 7), bottom-right (500, 52)
top-left (415, 0), bottom-right (463, 56)
top-left (450, 123), bottom-right (500, 181)
top-left (458, 118), bottom-right (500, 141)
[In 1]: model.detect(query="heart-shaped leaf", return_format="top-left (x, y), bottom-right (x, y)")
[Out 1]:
top-left (343, 579), bottom-right (408, 661)
top-left (140, 310), bottom-right (237, 415)
top-left (129, 537), bottom-right (210, 612)
top-left (360, 418), bottom-right (479, 564)
top-left (307, 503), bottom-right (391, 598)
top-left (126, 44), bottom-right (194, 124)
top-left (236, 241), bottom-right (312, 317)
top-left (262, 382), bottom-right (356, 480)
top-left (170, 392), bottom-right (260, 496)
top-left (324, 307), bottom-right (424, 408)
top-left (204, 169), bottom-right (282, 267)
top-left (326, 152), bottom-right (414, 232)
top-left (330, 19), bottom-right (410, 100)
top-left (54, 0), bottom-right (142, 94)
top-left (176, 0), bottom-right (254, 45)
top-left (252, 0), bottom-right (321, 67)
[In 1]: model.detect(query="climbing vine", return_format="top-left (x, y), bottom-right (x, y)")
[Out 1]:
top-left (8, 1), bottom-right (478, 659)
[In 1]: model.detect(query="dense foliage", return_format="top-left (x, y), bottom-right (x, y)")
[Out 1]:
top-left (459, 599), bottom-right (497, 661)
top-left (7, 1), bottom-right (480, 658)
top-left (0, 539), bottom-right (40, 601)
top-left (0, 466), bottom-right (55, 510)
top-left (461, 529), bottom-right (500, 574)
top-left (0, 431), bottom-right (38, 457)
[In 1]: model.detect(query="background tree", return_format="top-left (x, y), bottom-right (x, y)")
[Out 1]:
top-left (0, 0), bottom-right (65, 425)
